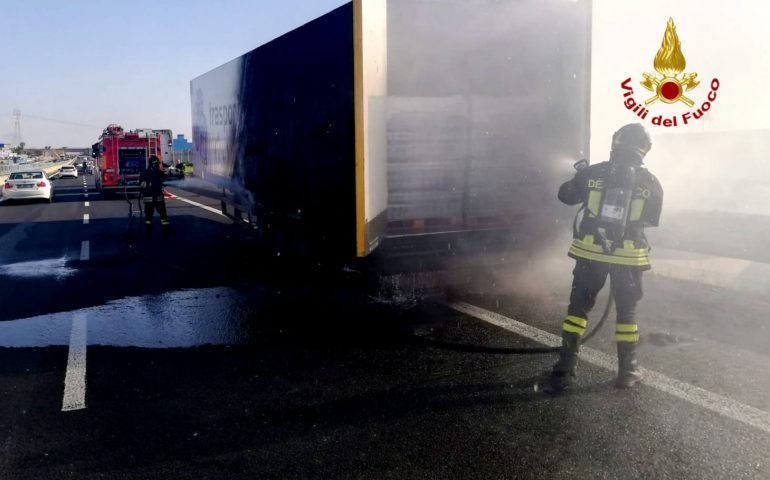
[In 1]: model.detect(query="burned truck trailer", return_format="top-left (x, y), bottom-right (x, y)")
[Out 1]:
top-left (191, 0), bottom-right (591, 266)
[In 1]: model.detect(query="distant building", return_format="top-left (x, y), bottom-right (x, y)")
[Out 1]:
top-left (173, 134), bottom-right (192, 152)
top-left (172, 134), bottom-right (193, 164)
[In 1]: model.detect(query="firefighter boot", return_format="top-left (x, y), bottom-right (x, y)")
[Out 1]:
top-left (541, 331), bottom-right (581, 394)
top-left (616, 342), bottom-right (643, 388)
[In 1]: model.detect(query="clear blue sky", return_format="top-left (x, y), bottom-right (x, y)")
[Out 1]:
top-left (0, 0), bottom-right (348, 148)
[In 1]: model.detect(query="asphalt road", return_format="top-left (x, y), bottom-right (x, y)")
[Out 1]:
top-left (1, 171), bottom-right (769, 479)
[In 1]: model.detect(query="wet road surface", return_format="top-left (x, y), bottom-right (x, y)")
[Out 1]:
top-left (1, 173), bottom-right (769, 479)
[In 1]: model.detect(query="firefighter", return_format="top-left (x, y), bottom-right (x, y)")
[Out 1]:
top-left (139, 156), bottom-right (170, 229)
top-left (543, 123), bottom-right (663, 393)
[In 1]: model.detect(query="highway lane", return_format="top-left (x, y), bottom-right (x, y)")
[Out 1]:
top-left (0, 172), bottom-right (234, 321)
top-left (0, 176), bottom-right (769, 478)
top-left (1, 285), bottom-right (769, 479)
top-left (0, 173), bottom-right (92, 320)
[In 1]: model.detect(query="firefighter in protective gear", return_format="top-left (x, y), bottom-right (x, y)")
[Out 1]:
top-left (139, 156), bottom-right (170, 228)
top-left (544, 123), bottom-right (663, 392)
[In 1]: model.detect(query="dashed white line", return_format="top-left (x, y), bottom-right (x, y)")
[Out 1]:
top-left (84, 201), bottom-right (90, 207)
top-left (446, 301), bottom-right (770, 436)
top-left (62, 313), bottom-right (88, 411)
top-left (79, 240), bottom-right (90, 261)
top-left (83, 214), bottom-right (90, 225)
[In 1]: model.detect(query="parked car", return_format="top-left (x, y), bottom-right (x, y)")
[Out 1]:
top-left (59, 165), bottom-right (78, 178)
top-left (162, 163), bottom-right (184, 179)
top-left (2, 170), bottom-right (54, 203)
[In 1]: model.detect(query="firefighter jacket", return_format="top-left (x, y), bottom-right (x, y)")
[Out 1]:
top-left (139, 168), bottom-right (166, 199)
top-left (558, 161), bottom-right (663, 270)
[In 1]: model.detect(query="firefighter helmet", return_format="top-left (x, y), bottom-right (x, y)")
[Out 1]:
top-left (611, 123), bottom-right (652, 163)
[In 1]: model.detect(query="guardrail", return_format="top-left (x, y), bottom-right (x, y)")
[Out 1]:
top-left (0, 160), bottom-right (73, 182)
top-left (0, 160), bottom-right (72, 174)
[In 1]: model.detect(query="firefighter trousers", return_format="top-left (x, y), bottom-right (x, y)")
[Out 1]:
top-left (564, 259), bottom-right (643, 343)
top-left (143, 196), bottom-right (169, 225)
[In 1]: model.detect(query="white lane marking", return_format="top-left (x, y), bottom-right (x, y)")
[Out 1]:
top-left (79, 240), bottom-right (90, 261)
top-left (84, 194), bottom-right (89, 198)
top-left (84, 202), bottom-right (90, 207)
top-left (83, 214), bottom-right (90, 225)
top-left (62, 313), bottom-right (88, 411)
top-left (169, 193), bottom-right (225, 217)
top-left (446, 301), bottom-right (770, 436)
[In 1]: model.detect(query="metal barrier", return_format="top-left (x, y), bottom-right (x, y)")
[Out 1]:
top-left (0, 160), bottom-right (72, 181)
top-left (0, 160), bottom-right (70, 174)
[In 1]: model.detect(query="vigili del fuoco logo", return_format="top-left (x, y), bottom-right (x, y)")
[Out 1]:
top-left (620, 18), bottom-right (720, 128)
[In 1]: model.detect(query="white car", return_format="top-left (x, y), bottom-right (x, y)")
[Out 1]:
top-left (59, 165), bottom-right (78, 178)
top-left (2, 171), bottom-right (54, 203)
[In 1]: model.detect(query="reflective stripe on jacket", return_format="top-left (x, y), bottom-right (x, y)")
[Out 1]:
top-left (569, 236), bottom-right (651, 268)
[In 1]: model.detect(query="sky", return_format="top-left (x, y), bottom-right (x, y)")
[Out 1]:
top-left (0, 0), bottom-right (348, 148)
top-left (2, 0), bottom-right (770, 153)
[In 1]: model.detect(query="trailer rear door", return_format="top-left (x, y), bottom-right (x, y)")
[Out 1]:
top-left (354, 0), bottom-right (388, 257)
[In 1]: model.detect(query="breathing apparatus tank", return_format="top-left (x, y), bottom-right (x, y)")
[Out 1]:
top-left (596, 163), bottom-right (636, 253)
top-left (595, 123), bottom-right (650, 253)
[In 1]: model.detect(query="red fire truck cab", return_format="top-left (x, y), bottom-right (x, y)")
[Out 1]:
top-left (92, 124), bottom-right (170, 194)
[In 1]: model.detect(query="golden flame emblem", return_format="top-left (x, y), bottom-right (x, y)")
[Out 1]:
top-left (641, 18), bottom-right (699, 107)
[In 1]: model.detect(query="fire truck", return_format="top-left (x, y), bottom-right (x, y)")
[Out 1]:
top-left (92, 125), bottom-right (171, 194)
